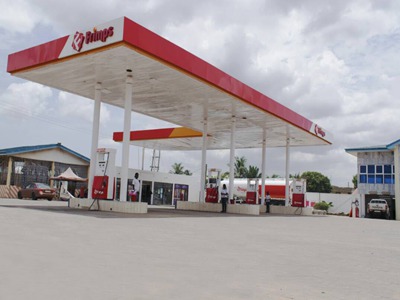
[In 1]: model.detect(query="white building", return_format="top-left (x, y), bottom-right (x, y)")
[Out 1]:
top-left (345, 139), bottom-right (400, 220)
top-left (116, 167), bottom-right (200, 205)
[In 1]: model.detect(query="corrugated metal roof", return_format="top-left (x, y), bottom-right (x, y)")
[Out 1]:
top-left (0, 143), bottom-right (90, 162)
top-left (345, 139), bottom-right (400, 156)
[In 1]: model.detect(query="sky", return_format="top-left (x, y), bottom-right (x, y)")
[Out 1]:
top-left (1, 0), bottom-right (400, 187)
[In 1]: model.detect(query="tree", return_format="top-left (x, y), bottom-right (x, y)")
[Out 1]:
top-left (246, 165), bottom-right (261, 178)
top-left (271, 174), bottom-right (280, 178)
top-left (170, 163), bottom-right (192, 175)
top-left (300, 171), bottom-right (332, 193)
top-left (234, 156), bottom-right (247, 178)
top-left (221, 171), bottom-right (230, 180)
top-left (170, 163), bottom-right (184, 174)
top-left (352, 175), bottom-right (358, 189)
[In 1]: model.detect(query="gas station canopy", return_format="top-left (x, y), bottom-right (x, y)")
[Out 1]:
top-left (7, 17), bottom-right (331, 149)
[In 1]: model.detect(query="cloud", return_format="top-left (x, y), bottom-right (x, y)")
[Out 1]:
top-left (57, 92), bottom-right (110, 124)
top-left (0, 82), bottom-right (53, 118)
top-left (0, 0), bottom-right (48, 33)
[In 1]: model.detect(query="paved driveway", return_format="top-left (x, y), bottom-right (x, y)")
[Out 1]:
top-left (1, 198), bottom-right (399, 299)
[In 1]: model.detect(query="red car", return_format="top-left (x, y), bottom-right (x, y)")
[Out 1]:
top-left (18, 183), bottom-right (56, 201)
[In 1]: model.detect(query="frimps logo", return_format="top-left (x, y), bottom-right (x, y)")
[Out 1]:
top-left (71, 26), bottom-right (114, 52)
top-left (72, 31), bottom-right (85, 52)
top-left (314, 125), bottom-right (326, 137)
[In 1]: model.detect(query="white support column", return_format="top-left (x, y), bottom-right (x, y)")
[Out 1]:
top-left (120, 73), bottom-right (133, 202)
top-left (261, 129), bottom-right (267, 205)
top-left (394, 145), bottom-right (400, 221)
top-left (88, 82), bottom-right (102, 199)
top-left (228, 116), bottom-right (236, 204)
top-left (199, 118), bottom-right (208, 203)
top-left (6, 157), bottom-right (12, 186)
top-left (285, 137), bottom-right (290, 206)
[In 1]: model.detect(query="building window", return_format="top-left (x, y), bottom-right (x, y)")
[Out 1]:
top-left (368, 165), bottom-right (375, 174)
top-left (384, 165), bottom-right (392, 174)
top-left (376, 165), bottom-right (383, 174)
top-left (359, 174), bottom-right (367, 184)
top-left (376, 175), bottom-right (383, 184)
top-left (360, 165), bottom-right (366, 173)
top-left (367, 175), bottom-right (375, 184)
top-left (384, 174), bottom-right (393, 184)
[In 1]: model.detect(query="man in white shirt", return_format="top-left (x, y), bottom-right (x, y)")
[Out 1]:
top-left (132, 172), bottom-right (140, 201)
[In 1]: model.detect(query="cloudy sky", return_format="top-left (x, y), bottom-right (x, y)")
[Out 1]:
top-left (1, 0), bottom-right (400, 187)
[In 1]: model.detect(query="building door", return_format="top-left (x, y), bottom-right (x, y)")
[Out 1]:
top-left (141, 181), bottom-right (152, 204)
top-left (153, 182), bottom-right (173, 205)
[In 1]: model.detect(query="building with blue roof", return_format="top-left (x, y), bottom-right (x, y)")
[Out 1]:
top-left (0, 143), bottom-right (89, 198)
top-left (345, 139), bottom-right (400, 220)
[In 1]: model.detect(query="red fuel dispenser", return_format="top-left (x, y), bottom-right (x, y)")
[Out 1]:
top-left (205, 168), bottom-right (221, 203)
top-left (92, 148), bottom-right (116, 200)
top-left (245, 178), bottom-right (259, 204)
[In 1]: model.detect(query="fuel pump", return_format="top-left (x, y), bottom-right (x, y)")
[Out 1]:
top-left (205, 168), bottom-right (221, 203)
top-left (92, 148), bottom-right (116, 200)
top-left (291, 179), bottom-right (307, 207)
top-left (246, 178), bottom-right (259, 204)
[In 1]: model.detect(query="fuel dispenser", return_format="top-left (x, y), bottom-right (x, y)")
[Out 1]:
top-left (205, 168), bottom-right (221, 203)
top-left (92, 148), bottom-right (116, 200)
top-left (291, 179), bottom-right (307, 207)
top-left (245, 178), bottom-right (259, 204)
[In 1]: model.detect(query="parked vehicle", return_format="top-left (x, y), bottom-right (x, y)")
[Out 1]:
top-left (367, 199), bottom-right (389, 219)
top-left (17, 183), bottom-right (56, 201)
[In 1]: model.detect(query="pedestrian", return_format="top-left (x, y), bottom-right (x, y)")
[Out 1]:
top-left (265, 191), bottom-right (271, 213)
top-left (132, 172), bottom-right (140, 201)
top-left (221, 184), bottom-right (228, 213)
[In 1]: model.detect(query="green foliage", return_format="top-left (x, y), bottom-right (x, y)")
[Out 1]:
top-left (234, 156), bottom-right (248, 178)
top-left (352, 174), bottom-right (357, 189)
top-left (246, 165), bottom-right (261, 178)
top-left (301, 171), bottom-right (332, 193)
top-left (221, 172), bottom-right (230, 180)
top-left (170, 163), bottom-right (192, 176)
top-left (271, 174), bottom-right (280, 178)
top-left (313, 201), bottom-right (333, 211)
top-left (289, 173), bottom-right (301, 179)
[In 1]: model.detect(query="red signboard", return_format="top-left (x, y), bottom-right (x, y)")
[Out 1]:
top-left (291, 193), bottom-right (305, 207)
top-left (92, 175), bottom-right (109, 199)
top-left (205, 188), bottom-right (218, 203)
top-left (245, 191), bottom-right (257, 204)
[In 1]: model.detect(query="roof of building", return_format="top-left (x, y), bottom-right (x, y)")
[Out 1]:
top-left (0, 143), bottom-right (90, 162)
top-left (345, 139), bottom-right (400, 156)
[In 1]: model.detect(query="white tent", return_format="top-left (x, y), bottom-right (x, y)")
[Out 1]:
top-left (50, 167), bottom-right (87, 182)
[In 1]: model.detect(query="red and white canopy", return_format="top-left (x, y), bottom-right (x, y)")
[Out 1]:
top-left (7, 17), bottom-right (331, 150)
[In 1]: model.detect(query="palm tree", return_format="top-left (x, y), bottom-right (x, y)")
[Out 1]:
top-left (234, 156), bottom-right (247, 178)
top-left (170, 163), bottom-right (184, 174)
top-left (246, 165), bottom-right (261, 178)
top-left (170, 163), bottom-right (192, 176)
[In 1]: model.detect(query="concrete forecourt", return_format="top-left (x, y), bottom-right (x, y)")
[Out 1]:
top-left (0, 198), bottom-right (399, 299)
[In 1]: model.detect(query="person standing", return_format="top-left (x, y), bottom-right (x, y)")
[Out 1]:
top-left (220, 184), bottom-right (228, 213)
top-left (265, 191), bottom-right (271, 213)
top-left (132, 172), bottom-right (140, 202)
